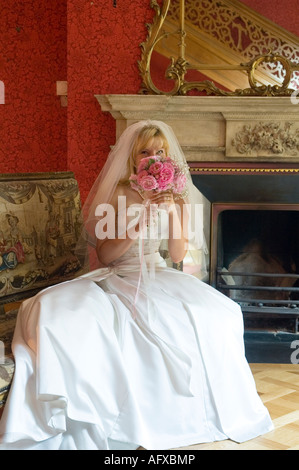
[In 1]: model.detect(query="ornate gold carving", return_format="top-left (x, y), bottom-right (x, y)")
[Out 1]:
top-left (239, 52), bottom-right (297, 96)
top-left (139, 0), bottom-right (299, 96)
top-left (169, 0), bottom-right (299, 89)
top-left (231, 122), bottom-right (299, 156)
top-left (139, 0), bottom-right (185, 95)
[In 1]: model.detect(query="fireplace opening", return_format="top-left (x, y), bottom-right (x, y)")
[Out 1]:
top-left (211, 204), bottom-right (299, 333)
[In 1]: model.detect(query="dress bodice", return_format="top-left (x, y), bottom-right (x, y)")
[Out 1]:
top-left (111, 206), bottom-right (169, 266)
top-left (114, 237), bottom-right (162, 265)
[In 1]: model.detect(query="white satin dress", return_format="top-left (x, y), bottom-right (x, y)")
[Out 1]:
top-left (0, 211), bottom-right (273, 450)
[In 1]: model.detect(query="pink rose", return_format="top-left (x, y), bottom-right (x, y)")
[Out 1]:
top-left (149, 161), bottom-right (163, 175)
top-left (162, 162), bottom-right (176, 175)
top-left (157, 164), bottom-right (175, 190)
top-left (139, 175), bottom-right (158, 191)
top-left (137, 156), bottom-right (158, 172)
top-left (173, 173), bottom-right (187, 193)
top-left (157, 180), bottom-right (172, 191)
top-left (137, 170), bottom-right (148, 185)
top-left (129, 174), bottom-right (139, 191)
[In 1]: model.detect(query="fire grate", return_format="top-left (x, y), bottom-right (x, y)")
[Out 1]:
top-left (217, 269), bottom-right (299, 333)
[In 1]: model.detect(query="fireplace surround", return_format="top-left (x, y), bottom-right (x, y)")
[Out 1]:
top-left (96, 94), bottom-right (299, 362)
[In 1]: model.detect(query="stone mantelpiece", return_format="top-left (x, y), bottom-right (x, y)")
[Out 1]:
top-left (95, 94), bottom-right (299, 163)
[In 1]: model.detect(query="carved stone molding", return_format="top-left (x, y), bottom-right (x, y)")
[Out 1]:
top-left (95, 94), bottom-right (299, 162)
top-left (230, 122), bottom-right (299, 157)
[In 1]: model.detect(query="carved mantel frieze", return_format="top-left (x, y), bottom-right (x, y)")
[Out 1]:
top-left (223, 110), bottom-right (299, 158)
top-left (95, 94), bottom-right (299, 162)
top-left (230, 122), bottom-right (299, 158)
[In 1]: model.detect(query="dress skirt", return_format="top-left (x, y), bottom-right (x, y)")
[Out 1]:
top-left (0, 253), bottom-right (273, 450)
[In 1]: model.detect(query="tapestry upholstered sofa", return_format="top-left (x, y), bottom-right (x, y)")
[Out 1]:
top-left (0, 171), bottom-right (86, 415)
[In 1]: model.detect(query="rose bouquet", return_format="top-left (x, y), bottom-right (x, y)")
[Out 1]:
top-left (129, 156), bottom-right (188, 199)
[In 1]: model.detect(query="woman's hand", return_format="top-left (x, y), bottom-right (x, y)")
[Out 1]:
top-left (143, 190), bottom-right (175, 210)
top-left (143, 191), bottom-right (187, 264)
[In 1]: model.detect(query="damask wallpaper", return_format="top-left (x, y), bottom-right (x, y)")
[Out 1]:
top-left (0, 0), bottom-right (297, 204)
top-left (0, 1), bottom-right (67, 174)
top-left (67, 0), bottom-right (153, 202)
top-left (241, 0), bottom-right (298, 37)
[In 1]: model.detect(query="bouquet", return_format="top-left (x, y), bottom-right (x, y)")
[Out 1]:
top-left (129, 155), bottom-right (188, 199)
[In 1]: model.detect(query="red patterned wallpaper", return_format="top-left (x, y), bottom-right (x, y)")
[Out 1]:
top-left (241, 0), bottom-right (298, 36)
top-left (67, 0), bottom-right (299, 202)
top-left (67, 0), bottom-right (153, 201)
top-left (0, 1), bottom-right (67, 173)
top-left (1, 0), bottom-right (297, 203)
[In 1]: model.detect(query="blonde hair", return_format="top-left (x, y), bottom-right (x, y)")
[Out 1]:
top-left (118, 124), bottom-right (170, 185)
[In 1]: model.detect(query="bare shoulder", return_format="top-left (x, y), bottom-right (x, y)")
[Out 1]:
top-left (110, 184), bottom-right (126, 207)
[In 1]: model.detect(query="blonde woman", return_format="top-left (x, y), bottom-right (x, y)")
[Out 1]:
top-left (0, 121), bottom-right (273, 450)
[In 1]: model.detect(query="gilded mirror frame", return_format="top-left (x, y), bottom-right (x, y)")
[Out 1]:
top-left (138, 0), bottom-right (299, 96)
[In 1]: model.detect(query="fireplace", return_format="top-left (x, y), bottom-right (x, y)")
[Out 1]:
top-left (211, 204), bottom-right (299, 333)
top-left (96, 94), bottom-right (299, 362)
top-left (191, 163), bottom-right (299, 337)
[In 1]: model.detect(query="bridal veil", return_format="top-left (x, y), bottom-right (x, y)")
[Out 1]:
top-left (75, 120), bottom-right (209, 278)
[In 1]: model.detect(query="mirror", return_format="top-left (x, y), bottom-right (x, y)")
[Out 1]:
top-left (138, 0), bottom-right (299, 96)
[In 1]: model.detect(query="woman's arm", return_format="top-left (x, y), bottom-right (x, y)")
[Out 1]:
top-left (147, 192), bottom-right (187, 264)
top-left (95, 188), bottom-right (143, 266)
top-left (96, 189), bottom-right (188, 266)
top-left (167, 198), bottom-right (188, 263)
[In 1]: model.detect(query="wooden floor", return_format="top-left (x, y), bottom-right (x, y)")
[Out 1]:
top-left (177, 364), bottom-right (299, 451)
top-left (1, 364), bottom-right (298, 450)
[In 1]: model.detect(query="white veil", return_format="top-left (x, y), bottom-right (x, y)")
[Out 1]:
top-left (75, 120), bottom-right (209, 278)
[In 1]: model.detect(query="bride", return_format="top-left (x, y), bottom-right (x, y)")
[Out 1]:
top-left (0, 120), bottom-right (273, 450)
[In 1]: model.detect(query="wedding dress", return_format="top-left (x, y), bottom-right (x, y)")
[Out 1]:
top-left (0, 208), bottom-right (273, 450)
